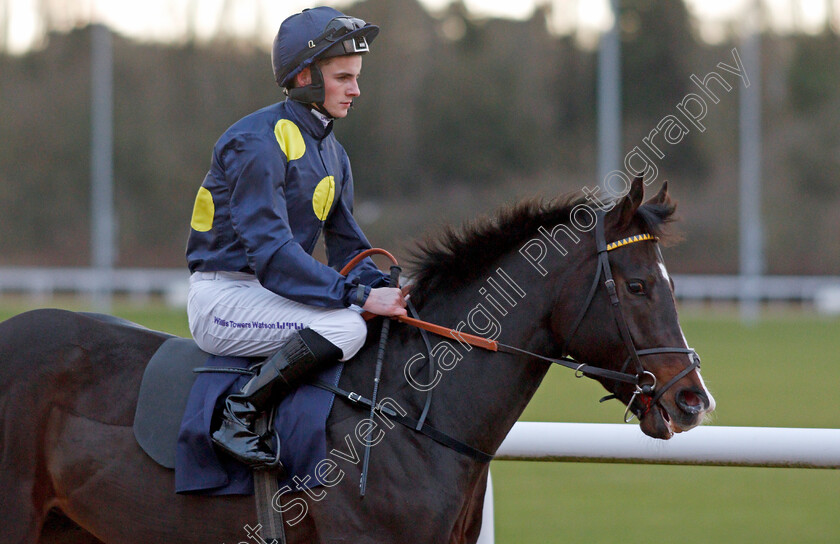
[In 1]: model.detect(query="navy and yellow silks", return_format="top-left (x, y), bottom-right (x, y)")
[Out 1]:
top-left (186, 99), bottom-right (386, 308)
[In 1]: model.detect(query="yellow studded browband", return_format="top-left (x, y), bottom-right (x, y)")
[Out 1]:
top-left (606, 233), bottom-right (658, 252)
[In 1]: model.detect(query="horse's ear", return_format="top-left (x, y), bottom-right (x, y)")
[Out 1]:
top-left (645, 180), bottom-right (672, 207)
top-left (611, 173), bottom-right (645, 228)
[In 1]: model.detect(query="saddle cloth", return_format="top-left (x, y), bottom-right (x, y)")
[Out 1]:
top-left (133, 337), bottom-right (342, 496)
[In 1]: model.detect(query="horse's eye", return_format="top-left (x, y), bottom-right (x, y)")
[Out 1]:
top-left (627, 280), bottom-right (646, 295)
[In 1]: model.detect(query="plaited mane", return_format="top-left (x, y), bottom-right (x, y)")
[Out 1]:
top-left (408, 192), bottom-right (677, 306)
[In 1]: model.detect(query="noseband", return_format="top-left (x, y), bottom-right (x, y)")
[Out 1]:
top-left (560, 210), bottom-right (701, 421)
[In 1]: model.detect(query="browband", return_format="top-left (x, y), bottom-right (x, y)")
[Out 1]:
top-left (606, 233), bottom-right (657, 252)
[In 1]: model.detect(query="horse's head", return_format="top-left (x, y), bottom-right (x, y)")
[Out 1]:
top-left (552, 175), bottom-right (715, 439)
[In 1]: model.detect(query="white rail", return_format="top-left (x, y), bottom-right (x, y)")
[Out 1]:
top-left (494, 422), bottom-right (840, 468)
top-left (477, 422), bottom-right (840, 543)
top-left (0, 267), bottom-right (188, 304)
top-left (0, 269), bottom-right (838, 307)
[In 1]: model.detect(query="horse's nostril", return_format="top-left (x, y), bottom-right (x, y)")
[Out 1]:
top-left (676, 388), bottom-right (707, 415)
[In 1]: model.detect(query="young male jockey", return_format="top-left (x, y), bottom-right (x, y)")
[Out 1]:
top-left (186, 7), bottom-right (407, 470)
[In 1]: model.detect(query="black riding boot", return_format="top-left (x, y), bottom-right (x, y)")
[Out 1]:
top-left (211, 328), bottom-right (343, 470)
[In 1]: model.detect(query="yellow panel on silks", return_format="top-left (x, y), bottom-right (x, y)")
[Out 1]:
top-left (312, 176), bottom-right (335, 221)
top-left (190, 186), bottom-right (215, 232)
top-left (274, 119), bottom-right (306, 161)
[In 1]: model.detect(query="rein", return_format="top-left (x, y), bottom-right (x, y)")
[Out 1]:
top-left (340, 252), bottom-right (640, 387)
top-left (335, 224), bottom-right (701, 465)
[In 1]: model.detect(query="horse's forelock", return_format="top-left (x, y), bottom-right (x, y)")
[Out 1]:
top-left (637, 199), bottom-right (680, 246)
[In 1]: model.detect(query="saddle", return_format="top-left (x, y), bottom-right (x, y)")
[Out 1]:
top-left (133, 336), bottom-right (342, 495)
top-left (133, 337), bottom-right (207, 468)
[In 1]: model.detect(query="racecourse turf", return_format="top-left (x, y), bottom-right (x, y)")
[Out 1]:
top-left (1, 302), bottom-right (837, 543)
top-left (493, 312), bottom-right (840, 543)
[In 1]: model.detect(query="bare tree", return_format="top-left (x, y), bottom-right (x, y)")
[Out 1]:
top-left (210, 0), bottom-right (263, 43)
top-left (36, 0), bottom-right (54, 34)
top-left (0, 0), bottom-right (8, 51)
top-left (185, 0), bottom-right (202, 42)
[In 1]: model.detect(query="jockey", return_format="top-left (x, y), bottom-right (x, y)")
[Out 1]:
top-left (185, 6), bottom-right (407, 470)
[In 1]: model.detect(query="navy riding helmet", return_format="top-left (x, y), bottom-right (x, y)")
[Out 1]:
top-left (272, 7), bottom-right (379, 106)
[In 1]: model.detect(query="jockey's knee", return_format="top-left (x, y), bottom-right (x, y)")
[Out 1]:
top-left (337, 311), bottom-right (368, 361)
top-left (311, 309), bottom-right (367, 362)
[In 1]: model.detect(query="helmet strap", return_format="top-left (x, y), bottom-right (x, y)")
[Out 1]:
top-left (286, 64), bottom-right (331, 117)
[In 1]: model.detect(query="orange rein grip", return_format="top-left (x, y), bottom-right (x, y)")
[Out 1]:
top-left (340, 248), bottom-right (400, 321)
top-left (339, 248), bottom-right (399, 276)
top-left (339, 248), bottom-right (498, 352)
top-left (396, 315), bottom-right (500, 352)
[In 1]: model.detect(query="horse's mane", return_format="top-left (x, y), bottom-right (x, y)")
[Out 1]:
top-left (408, 192), bottom-right (677, 305)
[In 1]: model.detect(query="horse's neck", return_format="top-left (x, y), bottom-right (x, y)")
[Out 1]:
top-left (410, 258), bottom-right (558, 456)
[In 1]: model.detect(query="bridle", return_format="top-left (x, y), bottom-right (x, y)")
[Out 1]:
top-left (320, 218), bottom-right (704, 477)
top-left (338, 212), bottom-right (702, 438)
top-left (559, 210), bottom-right (701, 421)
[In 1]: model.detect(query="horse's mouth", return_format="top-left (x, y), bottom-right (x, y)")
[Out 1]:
top-left (640, 402), bottom-right (677, 440)
top-left (641, 399), bottom-right (710, 440)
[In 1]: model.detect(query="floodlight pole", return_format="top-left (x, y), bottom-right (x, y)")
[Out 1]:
top-left (597, 0), bottom-right (622, 186)
top-left (90, 23), bottom-right (115, 311)
top-left (739, 1), bottom-right (763, 323)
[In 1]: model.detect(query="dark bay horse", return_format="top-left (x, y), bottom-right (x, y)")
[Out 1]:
top-left (1, 177), bottom-right (714, 544)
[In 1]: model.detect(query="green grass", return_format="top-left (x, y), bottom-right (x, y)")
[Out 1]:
top-left (493, 312), bottom-right (840, 543)
top-left (0, 297), bottom-right (192, 337)
top-left (2, 301), bottom-right (838, 542)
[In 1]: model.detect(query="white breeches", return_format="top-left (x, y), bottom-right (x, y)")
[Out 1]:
top-left (187, 271), bottom-right (367, 361)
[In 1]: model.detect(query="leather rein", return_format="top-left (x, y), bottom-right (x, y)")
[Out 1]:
top-left (333, 214), bottom-right (700, 462)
